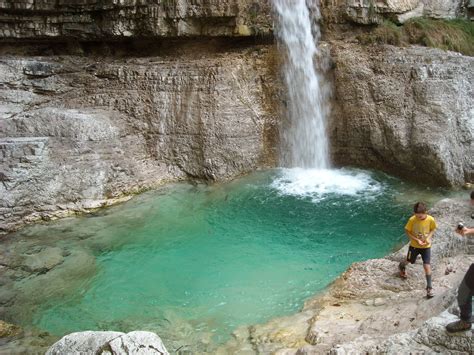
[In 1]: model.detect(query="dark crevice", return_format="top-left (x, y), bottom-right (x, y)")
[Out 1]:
top-left (0, 35), bottom-right (275, 57)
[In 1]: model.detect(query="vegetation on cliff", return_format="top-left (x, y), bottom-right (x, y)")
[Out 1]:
top-left (358, 18), bottom-right (474, 56)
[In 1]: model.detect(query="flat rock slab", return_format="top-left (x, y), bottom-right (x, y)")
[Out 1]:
top-left (22, 246), bottom-right (64, 273)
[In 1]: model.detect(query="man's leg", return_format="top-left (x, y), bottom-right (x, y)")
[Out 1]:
top-left (446, 264), bottom-right (474, 333)
top-left (457, 279), bottom-right (473, 323)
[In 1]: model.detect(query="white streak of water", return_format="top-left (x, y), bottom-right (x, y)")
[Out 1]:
top-left (273, 0), bottom-right (330, 169)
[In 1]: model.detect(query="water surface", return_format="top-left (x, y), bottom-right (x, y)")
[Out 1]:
top-left (1, 168), bottom-right (440, 352)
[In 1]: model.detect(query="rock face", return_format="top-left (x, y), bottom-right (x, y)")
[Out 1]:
top-left (0, 0), bottom-right (473, 230)
top-left (0, 41), bottom-right (280, 233)
top-left (0, 0), bottom-right (272, 39)
top-left (330, 311), bottom-right (473, 354)
top-left (0, 0), bottom-right (278, 236)
top-left (329, 43), bottom-right (474, 187)
top-left (46, 331), bottom-right (169, 355)
top-left (343, 0), bottom-right (466, 24)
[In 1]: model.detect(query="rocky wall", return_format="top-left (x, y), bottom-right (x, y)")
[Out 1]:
top-left (320, 0), bottom-right (470, 25)
top-left (0, 0), bottom-right (272, 39)
top-left (0, 40), bottom-right (280, 233)
top-left (328, 42), bottom-right (474, 186)
top-left (1, 0), bottom-right (473, 233)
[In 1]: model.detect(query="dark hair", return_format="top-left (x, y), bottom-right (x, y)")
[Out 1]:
top-left (414, 202), bottom-right (427, 214)
top-left (471, 191), bottom-right (474, 200)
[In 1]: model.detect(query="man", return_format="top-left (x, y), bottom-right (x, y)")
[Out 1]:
top-left (446, 225), bottom-right (474, 333)
top-left (399, 202), bottom-right (437, 298)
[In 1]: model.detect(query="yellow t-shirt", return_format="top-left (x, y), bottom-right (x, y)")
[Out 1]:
top-left (405, 214), bottom-right (437, 248)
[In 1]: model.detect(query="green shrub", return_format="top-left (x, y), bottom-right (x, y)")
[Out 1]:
top-left (357, 20), bottom-right (403, 46)
top-left (358, 17), bottom-right (474, 56)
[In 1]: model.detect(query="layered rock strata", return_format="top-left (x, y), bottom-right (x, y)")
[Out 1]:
top-left (322, 0), bottom-right (470, 24)
top-left (329, 43), bottom-right (474, 187)
top-left (1, 1), bottom-right (473, 227)
top-left (0, 40), bottom-right (280, 233)
top-left (0, 0), bottom-right (272, 39)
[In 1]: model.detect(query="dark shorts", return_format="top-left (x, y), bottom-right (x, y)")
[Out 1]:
top-left (406, 246), bottom-right (431, 265)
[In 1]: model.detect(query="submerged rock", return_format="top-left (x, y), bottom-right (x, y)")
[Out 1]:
top-left (22, 246), bottom-right (64, 273)
top-left (46, 331), bottom-right (169, 355)
top-left (0, 320), bottom-right (22, 338)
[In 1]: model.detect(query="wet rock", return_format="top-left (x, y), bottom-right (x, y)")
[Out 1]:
top-left (12, 248), bottom-right (97, 317)
top-left (22, 247), bottom-right (64, 273)
top-left (0, 289), bottom-right (16, 306)
top-left (0, 320), bottom-right (22, 338)
top-left (46, 331), bottom-right (169, 355)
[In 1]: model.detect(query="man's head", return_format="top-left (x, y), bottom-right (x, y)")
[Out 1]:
top-left (414, 202), bottom-right (427, 220)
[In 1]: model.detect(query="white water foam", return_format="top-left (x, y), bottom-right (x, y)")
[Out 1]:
top-left (271, 168), bottom-right (383, 202)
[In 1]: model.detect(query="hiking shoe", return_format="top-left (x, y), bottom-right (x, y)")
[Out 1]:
top-left (426, 287), bottom-right (434, 299)
top-left (446, 320), bottom-right (472, 333)
top-left (398, 262), bottom-right (407, 279)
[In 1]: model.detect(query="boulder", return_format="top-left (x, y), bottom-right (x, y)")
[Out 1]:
top-left (46, 331), bottom-right (169, 355)
top-left (108, 331), bottom-right (170, 355)
top-left (329, 43), bottom-right (473, 187)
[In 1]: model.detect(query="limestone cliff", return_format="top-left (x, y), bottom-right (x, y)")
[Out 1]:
top-left (320, 0), bottom-right (469, 24)
top-left (329, 43), bottom-right (473, 186)
top-left (1, 0), bottom-right (473, 234)
top-left (0, 40), bottom-right (280, 233)
top-left (0, 0), bottom-right (272, 38)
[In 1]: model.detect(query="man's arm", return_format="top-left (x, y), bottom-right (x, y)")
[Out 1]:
top-left (457, 227), bottom-right (474, 237)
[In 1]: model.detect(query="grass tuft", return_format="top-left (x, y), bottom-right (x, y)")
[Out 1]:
top-left (357, 17), bottom-right (474, 56)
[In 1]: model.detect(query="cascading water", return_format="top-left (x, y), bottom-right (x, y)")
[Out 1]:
top-left (273, 0), bottom-right (330, 169)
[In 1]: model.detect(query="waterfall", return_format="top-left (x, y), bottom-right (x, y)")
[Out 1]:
top-left (273, 0), bottom-right (330, 169)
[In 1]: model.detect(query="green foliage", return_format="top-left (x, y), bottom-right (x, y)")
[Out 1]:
top-left (357, 20), bottom-right (402, 45)
top-left (357, 17), bottom-right (474, 56)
